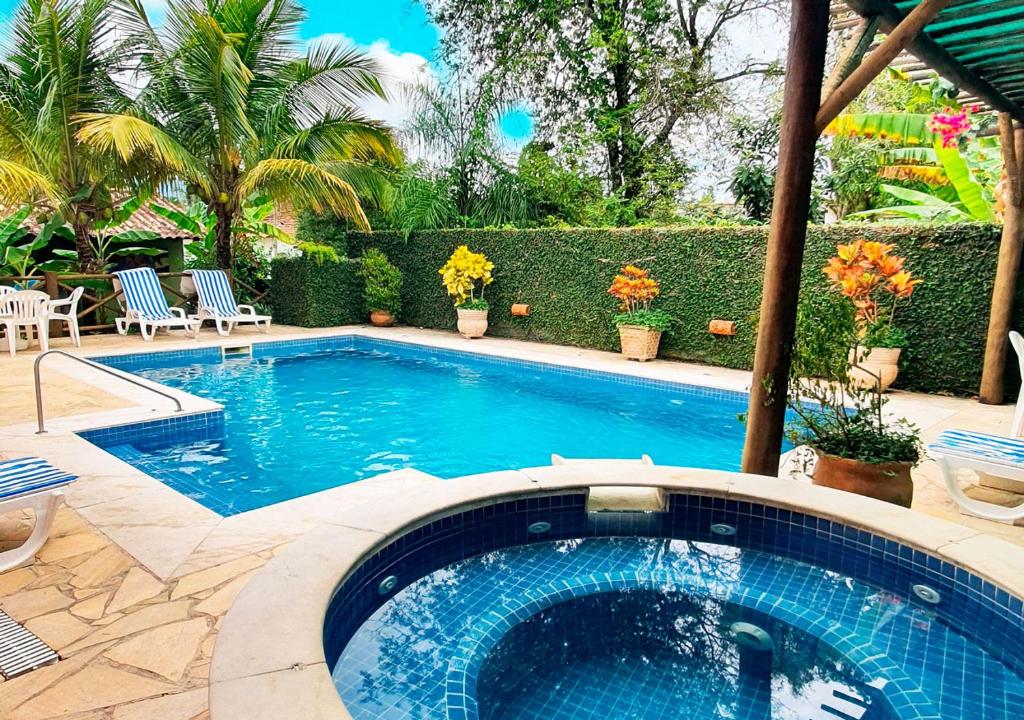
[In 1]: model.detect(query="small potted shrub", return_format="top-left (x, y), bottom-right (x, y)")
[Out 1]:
top-left (439, 245), bottom-right (494, 338)
top-left (358, 248), bottom-right (402, 327)
top-left (787, 293), bottom-right (922, 507)
top-left (823, 240), bottom-right (921, 392)
top-left (608, 265), bottom-right (672, 361)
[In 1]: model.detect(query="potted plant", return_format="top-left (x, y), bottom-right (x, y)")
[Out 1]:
top-left (823, 239), bottom-right (921, 392)
top-left (787, 293), bottom-right (922, 508)
top-left (439, 245), bottom-right (494, 338)
top-left (608, 265), bottom-right (672, 361)
top-left (358, 248), bottom-right (402, 327)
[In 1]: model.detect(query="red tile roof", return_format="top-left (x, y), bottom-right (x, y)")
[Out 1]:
top-left (2, 198), bottom-right (197, 240)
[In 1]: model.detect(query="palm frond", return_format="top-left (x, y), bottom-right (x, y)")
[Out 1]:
top-left (75, 113), bottom-right (213, 196)
top-left (0, 160), bottom-right (59, 205)
top-left (239, 158), bottom-right (370, 231)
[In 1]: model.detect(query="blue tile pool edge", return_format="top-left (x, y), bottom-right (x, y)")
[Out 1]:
top-left (88, 332), bottom-right (756, 406)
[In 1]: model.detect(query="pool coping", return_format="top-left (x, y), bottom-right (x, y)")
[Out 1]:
top-left (208, 465), bottom-right (1024, 720)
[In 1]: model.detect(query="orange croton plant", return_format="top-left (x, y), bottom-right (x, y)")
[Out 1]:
top-left (823, 240), bottom-right (921, 344)
top-left (608, 265), bottom-right (672, 331)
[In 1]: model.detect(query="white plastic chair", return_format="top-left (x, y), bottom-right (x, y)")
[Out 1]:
top-left (188, 269), bottom-right (271, 336)
top-left (0, 290), bottom-right (50, 357)
top-left (0, 457), bottom-right (77, 572)
top-left (928, 330), bottom-right (1024, 521)
top-left (114, 267), bottom-right (199, 341)
top-left (48, 285), bottom-right (84, 348)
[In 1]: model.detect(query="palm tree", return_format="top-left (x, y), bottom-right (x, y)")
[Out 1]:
top-left (78, 0), bottom-right (400, 269)
top-left (0, 0), bottom-right (137, 271)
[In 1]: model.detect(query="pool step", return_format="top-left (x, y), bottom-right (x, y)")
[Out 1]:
top-left (0, 610), bottom-right (59, 679)
top-left (221, 343), bottom-right (253, 359)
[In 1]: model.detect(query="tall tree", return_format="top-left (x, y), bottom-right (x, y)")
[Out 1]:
top-left (79, 0), bottom-right (400, 269)
top-left (425, 0), bottom-right (783, 213)
top-left (0, 0), bottom-right (137, 271)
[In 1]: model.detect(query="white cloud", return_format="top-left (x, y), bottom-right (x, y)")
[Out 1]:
top-left (303, 33), bottom-right (436, 133)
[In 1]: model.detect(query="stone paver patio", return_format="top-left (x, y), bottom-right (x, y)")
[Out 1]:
top-left (1, 324), bottom-right (1022, 719)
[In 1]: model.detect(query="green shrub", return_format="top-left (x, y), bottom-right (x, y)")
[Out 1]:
top-left (270, 255), bottom-right (361, 327)
top-left (297, 241), bottom-right (341, 266)
top-left (357, 248), bottom-right (402, 315)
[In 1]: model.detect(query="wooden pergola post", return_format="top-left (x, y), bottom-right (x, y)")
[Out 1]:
top-left (979, 115), bottom-right (1024, 405)
top-left (740, 0), bottom-right (830, 477)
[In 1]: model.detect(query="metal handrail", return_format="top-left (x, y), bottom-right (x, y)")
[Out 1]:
top-left (34, 350), bottom-right (183, 435)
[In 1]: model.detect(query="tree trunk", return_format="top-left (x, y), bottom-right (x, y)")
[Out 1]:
top-left (741, 0), bottom-right (830, 477)
top-left (71, 220), bottom-right (98, 274)
top-left (215, 204), bottom-right (233, 270)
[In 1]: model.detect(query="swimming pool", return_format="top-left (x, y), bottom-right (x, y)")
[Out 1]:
top-left (84, 337), bottom-right (781, 515)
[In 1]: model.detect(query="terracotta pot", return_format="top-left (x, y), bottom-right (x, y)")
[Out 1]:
top-left (456, 308), bottom-right (488, 338)
top-left (369, 310), bottom-right (395, 327)
top-left (617, 325), bottom-right (662, 362)
top-left (812, 451), bottom-right (914, 508)
top-left (848, 346), bottom-right (901, 393)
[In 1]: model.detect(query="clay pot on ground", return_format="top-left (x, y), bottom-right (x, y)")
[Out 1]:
top-left (617, 325), bottom-right (662, 362)
top-left (811, 451), bottom-right (914, 508)
top-left (370, 310), bottom-right (395, 327)
top-left (848, 346), bottom-right (901, 393)
top-left (456, 308), bottom-right (488, 338)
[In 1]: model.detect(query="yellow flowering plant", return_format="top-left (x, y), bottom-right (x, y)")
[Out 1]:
top-left (439, 245), bottom-right (494, 310)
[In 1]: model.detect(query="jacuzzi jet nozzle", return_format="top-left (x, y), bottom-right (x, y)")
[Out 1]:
top-left (729, 622), bottom-right (774, 653)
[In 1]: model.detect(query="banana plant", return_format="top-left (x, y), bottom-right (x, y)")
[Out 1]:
top-left (151, 195), bottom-right (294, 268)
top-left (0, 207), bottom-right (71, 283)
top-left (44, 197), bottom-right (164, 273)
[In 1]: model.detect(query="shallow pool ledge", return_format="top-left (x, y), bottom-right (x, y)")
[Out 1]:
top-left (208, 465), bottom-right (1024, 720)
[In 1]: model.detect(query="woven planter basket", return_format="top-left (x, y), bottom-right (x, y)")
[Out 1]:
top-left (617, 325), bottom-right (662, 362)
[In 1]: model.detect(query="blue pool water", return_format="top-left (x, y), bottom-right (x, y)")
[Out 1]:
top-left (90, 338), bottom-right (781, 515)
top-left (334, 536), bottom-right (1024, 720)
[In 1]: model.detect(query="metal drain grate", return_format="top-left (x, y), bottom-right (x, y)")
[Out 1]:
top-left (0, 610), bottom-right (59, 680)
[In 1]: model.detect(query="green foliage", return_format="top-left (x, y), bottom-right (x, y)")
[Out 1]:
top-left (786, 294), bottom-right (921, 466)
top-left (614, 309), bottom-right (672, 332)
top-left (0, 0), bottom-right (139, 271)
top-left (357, 248), bottom-right (402, 315)
top-left (77, 0), bottom-right (400, 268)
top-left (425, 0), bottom-right (782, 214)
top-left (0, 207), bottom-right (68, 278)
top-left (270, 255), bottom-right (362, 327)
top-left (297, 210), bottom-right (349, 255)
top-left (43, 197), bottom-right (163, 273)
top-left (334, 223), bottom-right (1006, 396)
top-left (457, 298), bottom-right (489, 311)
top-left (728, 114), bottom-right (780, 222)
top-left (297, 242), bottom-right (341, 266)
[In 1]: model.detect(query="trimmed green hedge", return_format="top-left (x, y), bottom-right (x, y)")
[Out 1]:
top-left (270, 256), bottom-right (363, 327)
top-left (349, 225), bottom-right (1013, 396)
top-left (274, 223), bottom-right (1016, 396)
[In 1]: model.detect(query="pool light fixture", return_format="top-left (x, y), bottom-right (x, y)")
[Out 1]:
top-left (378, 575), bottom-right (398, 595)
top-left (911, 584), bottom-right (941, 605)
top-left (527, 521), bottom-right (551, 535)
top-left (710, 523), bottom-right (737, 537)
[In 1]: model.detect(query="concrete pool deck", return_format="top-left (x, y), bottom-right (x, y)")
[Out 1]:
top-left (1, 324), bottom-right (1022, 719)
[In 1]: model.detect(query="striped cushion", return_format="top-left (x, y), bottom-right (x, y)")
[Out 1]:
top-left (115, 268), bottom-right (173, 321)
top-left (190, 269), bottom-right (239, 317)
top-left (929, 430), bottom-right (1024, 467)
top-left (0, 457), bottom-right (76, 500)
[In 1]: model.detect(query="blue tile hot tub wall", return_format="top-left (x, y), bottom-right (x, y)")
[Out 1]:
top-left (323, 492), bottom-right (1024, 683)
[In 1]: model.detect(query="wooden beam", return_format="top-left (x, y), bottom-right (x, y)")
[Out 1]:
top-left (979, 115), bottom-right (1024, 404)
top-left (817, 0), bottom-right (955, 133)
top-left (845, 0), bottom-right (1024, 123)
top-left (741, 0), bottom-right (830, 478)
top-left (822, 15), bottom-right (882, 100)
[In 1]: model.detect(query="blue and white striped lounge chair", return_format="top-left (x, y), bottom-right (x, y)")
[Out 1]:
top-left (927, 331), bottom-right (1024, 522)
top-left (188, 269), bottom-right (271, 337)
top-left (114, 267), bottom-right (198, 341)
top-left (0, 458), bottom-right (76, 572)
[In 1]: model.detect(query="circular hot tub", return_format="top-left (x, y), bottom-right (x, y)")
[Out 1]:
top-left (209, 467), bottom-right (1024, 720)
